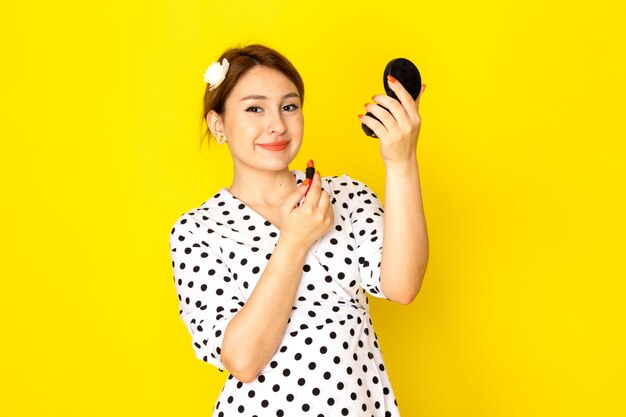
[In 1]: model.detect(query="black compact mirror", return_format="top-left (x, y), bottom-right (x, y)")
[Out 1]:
top-left (362, 57), bottom-right (422, 138)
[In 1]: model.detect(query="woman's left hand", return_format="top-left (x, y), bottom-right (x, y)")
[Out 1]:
top-left (359, 78), bottom-right (426, 166)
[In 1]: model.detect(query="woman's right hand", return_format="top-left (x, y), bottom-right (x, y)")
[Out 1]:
top-left (278, 171), bottom-right (334, 249)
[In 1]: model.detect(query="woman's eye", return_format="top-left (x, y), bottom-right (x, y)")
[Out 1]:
top-left (283, 104), bottom-right (299, 111)
top-left (245, 106), bottom-right (262, 113)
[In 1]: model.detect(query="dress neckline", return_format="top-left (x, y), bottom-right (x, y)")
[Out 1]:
top-left (216, 170), bottom-right (305, 232)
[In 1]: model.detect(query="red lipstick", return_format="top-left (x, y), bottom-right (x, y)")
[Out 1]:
top-left (304, 159), bottom-right (314, 196)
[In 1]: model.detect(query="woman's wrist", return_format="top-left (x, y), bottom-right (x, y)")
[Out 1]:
top-left (276, 235), bottom-right (309, 259)
top-left (384, 157), bottom-right (419, 176)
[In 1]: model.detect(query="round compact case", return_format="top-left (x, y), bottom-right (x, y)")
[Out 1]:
top-left (362, 57), bottom-right (422, 138)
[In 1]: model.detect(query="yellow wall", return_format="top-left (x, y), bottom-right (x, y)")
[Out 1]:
top-left (2, 0), bottom-right (625, 415)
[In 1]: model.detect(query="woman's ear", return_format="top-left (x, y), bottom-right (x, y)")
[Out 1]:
top-left (206, 110), bottom-right (226, 144)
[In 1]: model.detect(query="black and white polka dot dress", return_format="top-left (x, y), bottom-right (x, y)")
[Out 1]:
top-left (169, 170), bottom-right (401, 416)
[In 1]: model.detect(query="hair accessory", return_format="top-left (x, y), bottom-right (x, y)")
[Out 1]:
top-left (203, 58), bottom-right (230, 91)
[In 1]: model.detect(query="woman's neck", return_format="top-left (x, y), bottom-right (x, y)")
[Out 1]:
top-left (227, 168), bottom-right (297, 207)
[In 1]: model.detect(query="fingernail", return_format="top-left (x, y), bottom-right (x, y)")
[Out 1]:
top-left (301, 179), bottom-right (310, 187)
top-left (371, 95), bottom-right (377, 101)
top-left (316, 170), bottom-right (321, 177)
top-left (357, 114), bottom-right (364, 119)
top-left (364, 103), bottom-right (369, 107)
top-left (387, 74), bottom-right (397, 83)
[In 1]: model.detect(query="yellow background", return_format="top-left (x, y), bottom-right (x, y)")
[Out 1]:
top-left (2, 0), bottom-right (625, 416)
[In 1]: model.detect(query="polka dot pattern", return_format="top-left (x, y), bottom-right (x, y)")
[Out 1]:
top-left (169, 170), bottom-right (399, 415)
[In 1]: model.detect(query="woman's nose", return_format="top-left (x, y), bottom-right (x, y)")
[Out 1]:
top-left (267, 111), bottom-right (287, 134)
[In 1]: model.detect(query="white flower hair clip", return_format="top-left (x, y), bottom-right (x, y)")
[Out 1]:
top-left (203, 58), bottom-right (230, 91)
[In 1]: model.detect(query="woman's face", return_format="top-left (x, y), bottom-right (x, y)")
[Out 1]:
top-left (220, 65), bottom-right (304, 174)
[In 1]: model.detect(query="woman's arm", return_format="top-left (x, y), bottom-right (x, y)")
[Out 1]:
top-left (221, 238), bottom-right (309, 382)
top-left (359, 80), bottom-right (428, 304)
top-left (221, 172), bottom-right (333, 382)
top-left (379, 160), bottom-right (429, 304)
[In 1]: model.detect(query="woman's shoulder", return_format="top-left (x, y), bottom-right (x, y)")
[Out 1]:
top-left (169, 189), bottom-right (230, 232)
top-left (322, 173), bottom-right (383, 211)
top-left (323, 173), bottom-right (376, 195)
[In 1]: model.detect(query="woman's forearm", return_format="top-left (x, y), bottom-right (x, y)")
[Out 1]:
top-left (380, 158), bottom-right (429, 304)
top-left (221, 238), bottom-right (309, 382)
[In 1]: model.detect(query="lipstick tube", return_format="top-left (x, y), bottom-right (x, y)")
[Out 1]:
top-left (304, 160), bottom-right (314, 197)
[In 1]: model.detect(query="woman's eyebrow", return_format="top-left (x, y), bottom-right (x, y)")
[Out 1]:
top-left (240, 92), bottom-right (299, 101)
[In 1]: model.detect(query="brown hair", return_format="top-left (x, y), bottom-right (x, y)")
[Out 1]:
top-left (200, 43), bottom-right (305, 147)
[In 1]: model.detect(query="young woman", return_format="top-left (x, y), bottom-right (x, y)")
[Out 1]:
top-left (169, 43), bottom-right (428, 416)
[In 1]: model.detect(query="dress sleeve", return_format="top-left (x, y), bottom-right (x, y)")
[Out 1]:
top-left (345, 176), bottom-right (389, 300)
top-left (169, 215), bottom-right (244, 372)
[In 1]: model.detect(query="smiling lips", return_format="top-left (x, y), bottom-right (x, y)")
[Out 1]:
top-left (258, 141), bottom-right (289, 151)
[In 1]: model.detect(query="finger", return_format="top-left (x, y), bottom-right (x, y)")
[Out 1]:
top-left (319, 191), bottom-right (333, 225)
top-left (317, 188), bottom-right (331, 213)
top-left (365, 100), bottom-right (401, 132)
top-left (358, 113), bottom-right (388, 139)
top-left (373, 94), bottom-right (413, 129)
top-left (371, 94), bottom-right (406, 122)
top-left (283, 179), bottom-right (312, 210)
top-left (385, 76), bottom-right (419, 121)
top-left (302, 171), bottom-right (323, 209)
